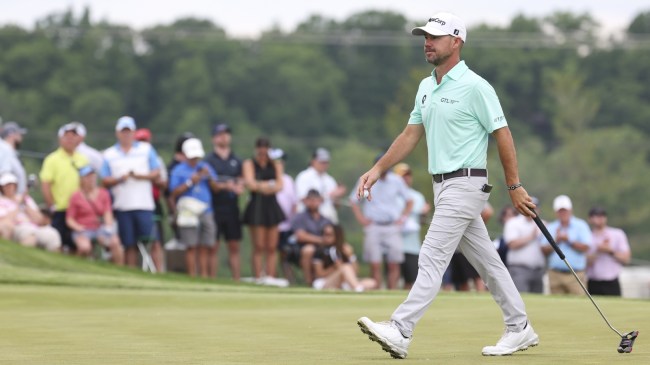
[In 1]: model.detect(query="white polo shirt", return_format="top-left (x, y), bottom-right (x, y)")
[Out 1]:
top-left (504, 215), bottom-right (546, 269)
top-left (101, 141), bottom-right (160, 211)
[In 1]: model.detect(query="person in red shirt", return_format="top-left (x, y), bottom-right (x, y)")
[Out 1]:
top-left (66, 165), bottom-right (124, 265)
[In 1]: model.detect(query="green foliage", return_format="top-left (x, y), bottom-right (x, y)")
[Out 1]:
top-left (1, 8), bottom-right (650, 245)
top-left (543, 61), bottom-right (600, 143)
top-left (628, 11), bottom-right (650, 34)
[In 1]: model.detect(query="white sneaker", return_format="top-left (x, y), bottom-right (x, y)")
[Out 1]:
top-left (482, 323), bottom-right (539, 356)
top-left (357, 317), bottom-right (411, 359)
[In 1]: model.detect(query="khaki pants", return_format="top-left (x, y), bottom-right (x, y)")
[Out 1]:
top-left (14, 225), bottom-right (62, 252)
top-left (548, 269), bottom-right (586, 295)
top-left (391, 176), bottom-right (528, 337)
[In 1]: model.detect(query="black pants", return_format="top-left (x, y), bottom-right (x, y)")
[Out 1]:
top-left (52, 211), bottom-right (74, 251)
top-left (588, 278), bottom-right (622, 296)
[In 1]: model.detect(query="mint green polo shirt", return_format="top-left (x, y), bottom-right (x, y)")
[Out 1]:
top-left (408, 60), bottom-right (508, 175)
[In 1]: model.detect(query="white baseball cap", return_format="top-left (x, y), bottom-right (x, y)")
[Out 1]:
top-left (0, 172), bottom-right (18, 186)
top-left (412, 12), bottom-right (467, 43)
top-left (115, 116), bottom-right (136, 131)
top-left (182, 138), bottom-right (205, 159)
top-left (57, 122), bottom-right (84, 137)
top-left (553, 195), bottom-right (573, 212)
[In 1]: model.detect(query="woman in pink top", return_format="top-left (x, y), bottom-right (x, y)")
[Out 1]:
top-left (66, 166), bottom-right (124, 265)
top-left (0, 172), bottom-right (61, 251)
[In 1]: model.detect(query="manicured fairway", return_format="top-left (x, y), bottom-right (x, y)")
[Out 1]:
top-left (0, 242), bottom-right (648, 364)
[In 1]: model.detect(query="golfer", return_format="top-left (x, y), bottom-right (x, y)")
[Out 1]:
top-left (356, 12), bottom-right (539, 358)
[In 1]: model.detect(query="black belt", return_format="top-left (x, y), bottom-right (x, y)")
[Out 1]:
top-left (432, 168), bottom-right (487, 183)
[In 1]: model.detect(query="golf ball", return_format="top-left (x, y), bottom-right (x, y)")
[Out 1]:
top-left (363, 189), bottom-right (369, 199)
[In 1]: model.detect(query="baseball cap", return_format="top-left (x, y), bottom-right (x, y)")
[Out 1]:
top-left (393, 163), bottom-right (411, 176)
top-left (589, 206), bottom-right (607, 217)
top-left (553, 195), bottom-right (573, 212)
top-left (0, 121), bottom-right (27, 138)
top-left (70, 122), bottom-right (87, 137)
top-left (57, 122), bottom-right (84, 137)
top-left (78, 165), bottom-right (95, 177)
top-left (412, 12), bottom-right (467, 43)
top-left (134, 128), bottom-right (152, 142)
top-left (115, 116), bottom-right (136, 131)
top-left (313, 148), bottom-right (330, 162)
top-left (0, 172), bottom-right (18, 186)
top-left (182, 138), bottom-right (205, 159)
top-left (268, 148), bottom-right (286, 161)
top-left (212, 123), bottom-right (231, 136)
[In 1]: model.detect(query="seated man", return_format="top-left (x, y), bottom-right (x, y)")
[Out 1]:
top-left (289, 189), bottom-right (332, 285)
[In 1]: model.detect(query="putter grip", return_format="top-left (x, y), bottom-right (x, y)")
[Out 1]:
top-left (531, 209), bottom-right (566, 260)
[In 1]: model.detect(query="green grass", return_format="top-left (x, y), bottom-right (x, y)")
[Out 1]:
top-left (0, 241), bottom-right (648, 364)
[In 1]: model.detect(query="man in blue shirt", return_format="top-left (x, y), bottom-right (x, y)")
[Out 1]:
top-left (169, 138), bottom-right (220, 278)
top-left (355, 12), bottom-right (539, 359)
top-left (541, 195), bottom-right (593, 295)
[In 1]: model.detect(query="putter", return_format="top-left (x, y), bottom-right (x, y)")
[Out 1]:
top-left (531, 209), bottom-right (638, 353)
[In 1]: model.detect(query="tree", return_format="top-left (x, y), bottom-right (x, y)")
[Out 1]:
top-left (509, 14), bottom-right (542, 33)
top-left (628, 11), bottom-right (650, 34)
top-left (542, 61), bottom-right (600, 144)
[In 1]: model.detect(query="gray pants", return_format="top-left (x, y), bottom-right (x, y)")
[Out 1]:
top-left (391, 176), bottom-right (528, 337)
top-left (508, 265), bottom-right (545, 294)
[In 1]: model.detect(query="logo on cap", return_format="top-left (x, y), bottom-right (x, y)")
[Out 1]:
top-left (454, 29), bottom-right (459, 35)
top-left (429, 17), bottom-right (446, 26)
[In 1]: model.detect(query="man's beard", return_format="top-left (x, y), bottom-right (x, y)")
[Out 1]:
top-left (428, 52), bottom-right (450, 66)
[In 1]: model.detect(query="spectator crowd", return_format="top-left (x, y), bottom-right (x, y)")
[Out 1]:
top-left (0, 118), bottom-right (632, 295)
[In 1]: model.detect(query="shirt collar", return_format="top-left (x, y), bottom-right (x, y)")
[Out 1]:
top-left (431, 60), bottom-right (468, 82)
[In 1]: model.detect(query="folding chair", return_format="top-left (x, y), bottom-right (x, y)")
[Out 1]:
top-left (137, 240), bottom-right (157, 273)
top-left (136, 216), bottom-right (161, 274)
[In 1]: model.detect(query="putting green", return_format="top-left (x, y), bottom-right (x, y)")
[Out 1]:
top-left (0, 242), bottom-right (648, 364)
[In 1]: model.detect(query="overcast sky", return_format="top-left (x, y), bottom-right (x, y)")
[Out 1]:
top-left (2, 1), bottom-right (648, 37)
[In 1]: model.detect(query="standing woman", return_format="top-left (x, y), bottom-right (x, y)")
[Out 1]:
top-left (242, 137), bottom-right (285, 280)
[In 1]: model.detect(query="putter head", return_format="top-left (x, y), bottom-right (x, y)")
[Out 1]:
top-left (617, 330), bottom-right (639, 353)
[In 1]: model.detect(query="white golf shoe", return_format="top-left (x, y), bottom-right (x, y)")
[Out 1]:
top-left (482, 322), bottom-right (539, 356)
top-left (357, 317), bottom-right (411, 359)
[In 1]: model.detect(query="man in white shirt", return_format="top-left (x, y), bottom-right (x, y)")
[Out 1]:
top-left (503, 197), bottom-right (546, 293)
top-left (294, 148), bottom-right (346, 224)
top-left (100, 116), bottom-right (161, 267)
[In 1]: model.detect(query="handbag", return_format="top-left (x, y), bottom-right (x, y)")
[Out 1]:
top-left (175, 196), bottom-right (208, 227)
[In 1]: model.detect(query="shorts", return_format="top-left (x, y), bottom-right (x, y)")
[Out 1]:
top-left (363, 223), bottom-right (404, 264)
top-left (450, 252), bottom-right (480, 286)
top-left (72, 226), bottom-right (114, 244)
top-left (401, 253), bottom-right (419, 285)
top-left (178, 212), bottom-right (216, 247)
top-left (214, 212), bottom-right (242, 241)
top-left (115, 210), bottom-right (155, 248)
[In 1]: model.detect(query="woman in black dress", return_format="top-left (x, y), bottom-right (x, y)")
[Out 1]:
top-left (242, 137), bottom-right (285, 279)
